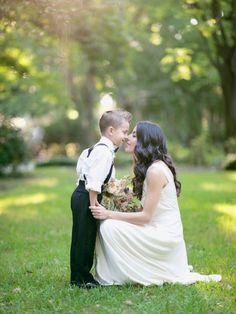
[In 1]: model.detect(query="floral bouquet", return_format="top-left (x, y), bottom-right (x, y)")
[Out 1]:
top-left (101, 177), bottom-right (141, 212)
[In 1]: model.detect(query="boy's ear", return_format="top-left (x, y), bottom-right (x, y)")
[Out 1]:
top-left (107, 126), bottom-right (114, 135)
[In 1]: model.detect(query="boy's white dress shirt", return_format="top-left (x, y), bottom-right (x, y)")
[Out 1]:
top-left (76, 136), bottom-right (116, 193)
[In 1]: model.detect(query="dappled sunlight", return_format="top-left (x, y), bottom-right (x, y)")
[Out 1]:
top-left (201, 182), bottom-right (236, 193)
top-left (0, 193), bottom-right (56, 216)
top-left (214, 203), bottom-right (236, 235)
top-left (35, 178), bottom-right (58, 188)
top-left (226, 172), bottom-right (236, 181)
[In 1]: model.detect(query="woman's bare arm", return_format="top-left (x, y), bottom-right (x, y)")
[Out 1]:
top-left (90, 166), bottom-right (167, 224)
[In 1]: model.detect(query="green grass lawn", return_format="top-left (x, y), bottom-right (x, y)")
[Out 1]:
top-left (0, 166), bottom-right (235, 314)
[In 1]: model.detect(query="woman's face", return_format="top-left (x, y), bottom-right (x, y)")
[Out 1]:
top-left (124, 127), bottom-right (137, 153)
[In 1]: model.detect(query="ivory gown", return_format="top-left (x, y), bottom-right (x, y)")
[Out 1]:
top-left (95, 161), bottom-right (221, 286)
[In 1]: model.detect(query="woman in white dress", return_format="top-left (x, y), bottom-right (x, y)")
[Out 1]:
top-left (90, 121), bottom-right (221, 286)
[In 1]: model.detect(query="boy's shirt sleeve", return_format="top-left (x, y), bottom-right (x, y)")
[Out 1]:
top-left (85, 146), bottom-right (114, 193)
top-left (76, 149), bottom-right (88, 177)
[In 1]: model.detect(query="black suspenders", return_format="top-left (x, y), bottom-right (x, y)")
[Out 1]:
top-left (83, 143), bottom-right (114, 184)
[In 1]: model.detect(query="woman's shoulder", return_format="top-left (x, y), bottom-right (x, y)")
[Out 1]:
top-left (146, 161), bottom-right (168, 182)
top-left (147, 160), bottom-right (173, 181)
top-left (148, 160), bottom-right (166, 172)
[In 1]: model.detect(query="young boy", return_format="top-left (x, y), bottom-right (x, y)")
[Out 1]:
top-left (70, 109), bottom-right (132, 288)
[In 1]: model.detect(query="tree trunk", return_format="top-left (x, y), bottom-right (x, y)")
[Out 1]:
top-left (219, 48), bottom-right (236, 143)
top-left (62, 55), bottom-right (97, 147)
top-left (80, 68), bottom-right (97, 146)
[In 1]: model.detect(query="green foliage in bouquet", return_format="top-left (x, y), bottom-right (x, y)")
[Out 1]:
top-left (101, 177), bottom-right (141, 212)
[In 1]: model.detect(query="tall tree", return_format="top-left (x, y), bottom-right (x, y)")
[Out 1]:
top-left (0, 0), bottom-right (71, 119)
top-left (184, 0), bottom-right (236, 142)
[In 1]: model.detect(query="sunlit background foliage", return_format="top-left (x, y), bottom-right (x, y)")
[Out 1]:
top-left (0, 0), bottom-right (236, 173)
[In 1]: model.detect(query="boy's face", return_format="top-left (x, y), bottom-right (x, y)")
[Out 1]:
top-left (110, 120), bottom-right (130, 147)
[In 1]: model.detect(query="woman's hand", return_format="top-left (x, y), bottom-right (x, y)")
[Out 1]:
top-left (90, 201), bottom-right (110, 220)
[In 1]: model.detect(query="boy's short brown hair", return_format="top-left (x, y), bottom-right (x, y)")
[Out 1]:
top-left (99, 109), bottom-right (132, 134)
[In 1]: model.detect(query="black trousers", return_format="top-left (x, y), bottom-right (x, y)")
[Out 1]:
top-left (70, 181), bottom-right (102, 284)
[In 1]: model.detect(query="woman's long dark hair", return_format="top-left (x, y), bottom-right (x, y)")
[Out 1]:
top-left (132, 121), bottom-right (181, 200)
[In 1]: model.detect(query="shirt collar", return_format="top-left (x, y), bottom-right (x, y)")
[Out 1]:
top-left (98, 136), bottom-right (118, 153)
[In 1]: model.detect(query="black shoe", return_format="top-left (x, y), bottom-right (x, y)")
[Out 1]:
top-left (70, 280), bottom-right (100, 289)
top-left (85, 281), bottom-right (100, 289)
top-left (89, 278), bottom-right (100, 285)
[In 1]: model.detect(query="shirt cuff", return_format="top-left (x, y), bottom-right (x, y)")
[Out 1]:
top-left (85, 180), bottom-right (103, 193)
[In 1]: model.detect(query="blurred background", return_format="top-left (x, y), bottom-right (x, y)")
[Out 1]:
top-left (0, 0), bottom-right (236, 175)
